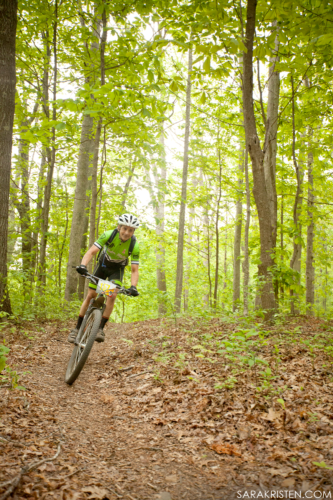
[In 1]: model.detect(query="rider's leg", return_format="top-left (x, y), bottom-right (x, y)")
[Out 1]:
top-left (95, 292), bottom-right (118, 343)
top-left (95, 265), bottom-right (123, 343)
top-left (103, 292), bottom-right (118, 318)
top-left (79, 289), bottom-right (97, 317)
top-left (99, 292), bottom-right (118, 329)
top-left (68, 289), bottom-right (98, 343)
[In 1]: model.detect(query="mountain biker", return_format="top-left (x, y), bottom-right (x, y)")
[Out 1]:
top-left (68, 213), bottom-right (140, 344)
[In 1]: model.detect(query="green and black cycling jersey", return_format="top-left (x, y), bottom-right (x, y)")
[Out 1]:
top-left (94, 230), bottom-right (140, 267)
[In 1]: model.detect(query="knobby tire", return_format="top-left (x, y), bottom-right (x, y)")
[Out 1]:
top-left (65, 308), bottom-right (102, 385)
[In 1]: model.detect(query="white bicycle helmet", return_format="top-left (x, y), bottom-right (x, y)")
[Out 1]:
top-left (118, 213), bottom-right (140, 228)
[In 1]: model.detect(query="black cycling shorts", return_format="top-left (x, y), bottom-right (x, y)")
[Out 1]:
top-left (89, 262), bottom-right (125, 290)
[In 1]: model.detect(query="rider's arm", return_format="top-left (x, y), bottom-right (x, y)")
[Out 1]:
top-left (131, 264), bottom-right (139, 287)
top-left (81, 245), bottom-right (100, 266)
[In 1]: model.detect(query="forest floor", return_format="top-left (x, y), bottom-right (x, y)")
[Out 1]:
top-left (1, 316), bottom-right (333, 500)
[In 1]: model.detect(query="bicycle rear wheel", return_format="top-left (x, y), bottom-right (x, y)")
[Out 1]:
top-left (65, 308), bottom-right (102, 385)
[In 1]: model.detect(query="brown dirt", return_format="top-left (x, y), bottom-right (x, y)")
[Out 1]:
top-left (1, 317), bottom-right (333, 499)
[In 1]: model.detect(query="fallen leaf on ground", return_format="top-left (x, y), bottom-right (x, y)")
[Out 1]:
top-left (267, 467), bottom-right (293, 478)
top-left (165, 474), bottom-right (177, 483)
top-left (100, 394), bottom-right (115, 404)
top-left (156, 493), bottom-right (172, 500)
top-left (82, 486), bottom-right (110, 499)
top-left (264, 408), bottom-right (283, 421)
top-left (210, 441), bottom-right (241, 457)
top-left (281, 477), bottom-right (295, 487)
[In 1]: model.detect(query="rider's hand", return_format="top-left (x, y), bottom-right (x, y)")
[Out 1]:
top-left (76, 265), bottom-right (88, 276)
top-left (127, 285), bottom-right (139, 297)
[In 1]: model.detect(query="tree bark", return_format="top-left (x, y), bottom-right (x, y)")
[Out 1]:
top-left (289, 76), bottom-right (304, 315)
top-left (305, 79), bottom-right (315, 313)
top-left (0, 0), bottom-right (18, 314)
top-left (65, 7), bottom-right (104, 300)
top-left (222, 209), bottom-right (228, 308)
top-left (154, 129), bottom-right (168, 316)
top-left (184, 174), bottom-right (197, 312)
top-left (199, 170), bottom-right (211, 307)
top-left (16, 123), bottom-right (32, 278)
top-left (65, 114), bottom-right (95, 300)
top-left (242, 0), bottom-right (277, 318)
top-left (39, 5), bottom-right (58, 286)
top-left (263, 22), bottom-right (280, 289)
top-left (243, 145), bottom-right (250, 315)
top-left (86, 8), bottom-right (107, 287)
top-left (175, 47), bottom-right (192, 314)
top-left (233, 146), bottom-right (244, 311)
top-left (214, 154), bottom-right (222, 307)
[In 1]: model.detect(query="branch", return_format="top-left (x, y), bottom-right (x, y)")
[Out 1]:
top-left (257, 58), bottom-right (266, 125)
top-left (0, 444), bottom-right (61, 500)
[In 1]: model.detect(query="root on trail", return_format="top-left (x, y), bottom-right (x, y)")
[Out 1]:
top-left (0, 444), bottom-right (61, 500)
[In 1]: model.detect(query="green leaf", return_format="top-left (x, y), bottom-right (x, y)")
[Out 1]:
top-left (203, 56), bottom-right (211, 72)
top-left (0, 358), bottom-right (7, 372)
top-left (313, 461), bottom-right (333, 470)
top-left (55, 122), bottom-right (66, 131)
top-left (277, 398), bottom-right (285, 409)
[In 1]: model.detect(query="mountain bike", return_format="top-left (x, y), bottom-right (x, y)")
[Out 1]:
top-left (65, 272), bottom-right (132, 385)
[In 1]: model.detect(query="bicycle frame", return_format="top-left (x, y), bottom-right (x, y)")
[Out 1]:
top-left (74, 273), bottom-right (130, 346)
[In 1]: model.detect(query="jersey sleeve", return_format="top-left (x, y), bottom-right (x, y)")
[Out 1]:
top-left (94, 230), bottom-right (112, 250)
top-left (131, 240), bottom-right (140, 265)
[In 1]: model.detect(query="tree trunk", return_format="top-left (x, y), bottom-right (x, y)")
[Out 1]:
top-left (175, 47), bottom-right (192, 314)
top-left (199, 170), bottom-right (211, 307)
top-left (65, 114), bottom-right (95, 300)
top-left (184, 174), bottom-right (197, 312)
top-left (39, 7), bottom-right (58, 286)
top-left (32, 152), bottom-right (46, 275)
top-left (233, 146), bottom-right (244, 311)
top-left (263, 22), bottom-right (280, 254)
top-left (0, 0), bottom-right (18, 314)
top-left (78, 185), bottom-right (91, 300)
top-left (305, 79), bottom-right (315, 314)
top-left (84, 119), bottom-right (103, 299)
top-left (86, 9), bottom-right (107, 287)
top-left (154, 129), bottom-right (168, 316)
top-left (222, 210), bottom-right (228, 308)
top-left (88, 120), bottom-right (102, 251)
top-left (242, 0), bottom-right (277, 318)
top-left (65, 7), bottom-right (105, 301)
top-left (16, 125), bottom-right (32, 278)
top-left (280, 188), bottom-right (284, 303)
top-left (214, 154), bottom-right (222, 307)
top-left (243, 145), bottom-right (251, 315)
top-left (289, 76), bottom-right (304, 315)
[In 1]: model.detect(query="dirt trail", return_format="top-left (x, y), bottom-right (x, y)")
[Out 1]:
top-left (1, 317), bottom-right (333, 500)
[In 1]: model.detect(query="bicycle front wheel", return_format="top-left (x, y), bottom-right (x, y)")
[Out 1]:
top-left (65, 308), bottom-right (102, 385)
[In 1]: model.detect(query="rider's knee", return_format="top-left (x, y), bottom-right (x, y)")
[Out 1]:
top-left (87, 289), bottom-right (97, 299)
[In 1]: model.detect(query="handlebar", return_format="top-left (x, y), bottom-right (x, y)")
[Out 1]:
top-left (72, 266), bottom-right (135, 296)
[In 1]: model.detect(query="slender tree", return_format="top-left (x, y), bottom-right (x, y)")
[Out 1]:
top-left (243, 146), bottom-right (250, 315)
top-left (304, 78), bottom-right (315, 313)
top-left (242, 0), bottom-right (278, 318)
top-left (65, 9), bottom-right (103, 300)
top-left (155, 129), bottom-right (168, 315)
top-left (39, 2), bottom-right (58, 286)
top-left (0, 0), bottom-right (18, 314)
top-left (233, 146), bottom-right (244, 311)
top-left (175, 47), bottom-right (192, 313)
top-left (289, 76), bottom-right (304, 314)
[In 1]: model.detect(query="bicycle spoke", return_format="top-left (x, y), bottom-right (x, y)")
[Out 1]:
top-left (65, 308), bottom-right (102, 385)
